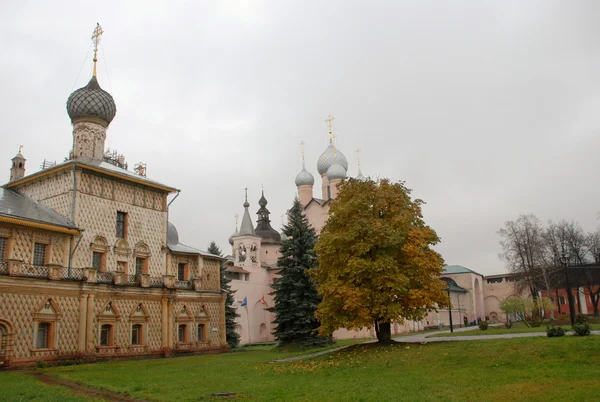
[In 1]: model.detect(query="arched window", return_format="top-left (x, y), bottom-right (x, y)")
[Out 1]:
top-left (36, 323), bottom-right (51, 348)
top-left (131, 324), bottom-right (143, 345)
top-left (100, 324), bottom-right (113, 346)
top-left (178, 324), bottom-right (188, 343)
top-left (197, 324), bottom-right (205, 342)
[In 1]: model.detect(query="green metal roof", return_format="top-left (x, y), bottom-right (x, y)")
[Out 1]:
top-left (443, 265), bottom-right (483, 277)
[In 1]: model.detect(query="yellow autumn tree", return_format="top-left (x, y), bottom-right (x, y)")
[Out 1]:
top-left (311, 178), bottom-right (448, 343)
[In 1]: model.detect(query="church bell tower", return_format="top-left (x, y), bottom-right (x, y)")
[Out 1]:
top-left (9, 146), bottom-right (26, 182)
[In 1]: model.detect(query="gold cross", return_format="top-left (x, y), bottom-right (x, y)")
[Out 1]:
top-left (18, 145), bottom-right (23, 154)
top-left (299, 140), bottom-right (306, 165)
top-left (325, 115), bottom-right (334, 138)
top-left (91, 23), bottom-right (104, 76)
top-left (355, 148), bottom-right (361, 169)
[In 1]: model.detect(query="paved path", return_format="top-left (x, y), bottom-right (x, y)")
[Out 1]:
top-left (270, 326), bottom-right (600, 363)
top-left (393, 326), bottom-right (600, 343)
top-left (269, 342), bottom-right (375, 363)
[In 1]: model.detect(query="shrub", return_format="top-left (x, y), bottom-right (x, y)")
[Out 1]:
top-left (504, 321), bottom-right (513, 329)
top-left (546, 325), bottom-right (566, 337)
top-left (478, 320), bottom-right (488, 330)
top-left (572, 323), bottom-right (591, 337)
top-left (528, 317), bottom-right (543, 327)
top-left (575, 315), bottom-right (589, 325)
top-left (36, 360), bottom-right (48, 369)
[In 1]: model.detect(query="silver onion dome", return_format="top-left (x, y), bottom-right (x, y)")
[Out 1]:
top-left (295, 167), bottom-right (315, 187)
top-left (327, 163), bottom-right (347, 181)
top-left (167, 222), bottom-right (179, 246)
top-left (228, 227), bottom-right (238, 245)
top-left (67, 76), bottom-right (116, 126)
top-left (317, 142), bottom-right (348, 176)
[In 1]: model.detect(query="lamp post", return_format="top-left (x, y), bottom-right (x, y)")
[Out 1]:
top-left (447, 286), bottom-right (454, 333)
top-left (562, 252), bottom-right (576, 326)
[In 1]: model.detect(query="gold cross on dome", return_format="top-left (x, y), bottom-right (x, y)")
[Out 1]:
top-left (91, 23), bottom-right (104, 76)
top-left (325, 114), bottom-right (335, 138)
top-left (299, 140), bottom-right (306, 164)
top-left (91, 23), bottom-right (104, 53)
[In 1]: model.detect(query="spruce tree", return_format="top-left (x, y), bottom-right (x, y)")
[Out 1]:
top-left (270, 198), bottom-right (332, 346)
top-left (207, 240), bottom-right (240, 348)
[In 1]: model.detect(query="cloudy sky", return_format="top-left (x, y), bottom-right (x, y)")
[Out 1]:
top-left (2, 1), bottom-right (600, 274)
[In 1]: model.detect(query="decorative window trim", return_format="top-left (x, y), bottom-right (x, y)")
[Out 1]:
top-left (114, 239), bottom-right (131, 257)
top-left (98, 301), bottom-right (122, 323)
top-left (134, 241), bottom-right (151, 258)
top-left (90, 235), bottom-right (110, 253)
top-left (175, 305), bottom-right (194, 323)
top-left (129, 303), bottom-right (150, 324)
top-left (30, 299), bottom-right (62, 352)
top-left (196, 305), bottom-right (210, 322)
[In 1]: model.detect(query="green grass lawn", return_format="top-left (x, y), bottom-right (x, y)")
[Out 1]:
top-left (428, 321), bottom-right (600, 338)
top-left (12, 336), bottom-right (595, 401)
top-left (0, 372), bottom-right (94, 402)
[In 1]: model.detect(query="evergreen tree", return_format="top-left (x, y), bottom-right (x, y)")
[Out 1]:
top-left (207, 240), bottom-right (240, 348)
top-left (269, 198), bottom-right (332, 346)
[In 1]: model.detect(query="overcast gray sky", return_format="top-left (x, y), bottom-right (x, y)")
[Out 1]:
top-left (2, 1), bottom-right (600, 275)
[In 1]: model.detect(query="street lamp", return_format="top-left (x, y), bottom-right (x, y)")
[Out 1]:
top-left (562, 252), bottom-right (576, 326)
top-left (446, 286), bottom-right (454, 333)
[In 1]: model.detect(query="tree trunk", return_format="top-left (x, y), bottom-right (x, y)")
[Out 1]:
top-left (590, 290), bottom-right (599, 318)
top-left (555, 289), bottom-right (561, 314)
top-left (375, 320), bottom-right (392, 343)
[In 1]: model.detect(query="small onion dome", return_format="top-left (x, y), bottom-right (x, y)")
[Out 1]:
top-left (317, 142), bottom-right (348, 176)
top-left (327, 163), bottom-right (347, 181)
top-left (167, 222), bottom-right (179, 246)
top-left (66, 76), bottom-right (116, 126)
top-left (229, 228), bottom-right (238, 245)
top-left (258, 192), bottom-right (268, 207)
top-left (295, 167), bottom-right (314, 187)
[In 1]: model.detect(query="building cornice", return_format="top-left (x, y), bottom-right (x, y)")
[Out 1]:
top-left (0, 214), bottom-right (80, 235)
top-left (5, 161), bottom-right (177, 193)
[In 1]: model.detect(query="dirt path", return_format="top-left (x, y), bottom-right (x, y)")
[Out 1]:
top-left (25, 371), bottom-right (149, 402)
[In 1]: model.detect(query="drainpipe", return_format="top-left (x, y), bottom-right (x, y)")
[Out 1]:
top-left (166, 190), bottom-right (181, 244)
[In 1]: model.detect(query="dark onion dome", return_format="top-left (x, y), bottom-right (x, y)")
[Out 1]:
top-left (317, 141), bottom-right (348, 176)
top-left (67, 76), bottom-right (116, 126)
top-left (255, 191), bottom-right (281, 244)
top-left (295, 166), bottom-right (315, 187)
